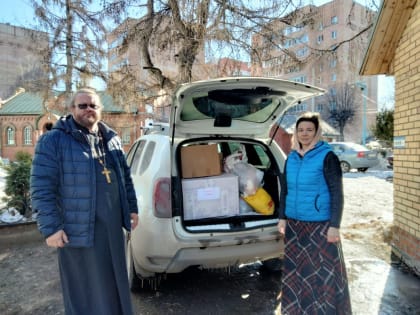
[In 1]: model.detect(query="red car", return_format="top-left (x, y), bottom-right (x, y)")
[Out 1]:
top-left (387, 155), bottom-right (394, 169)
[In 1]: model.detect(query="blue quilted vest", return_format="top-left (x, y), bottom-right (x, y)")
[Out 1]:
top-left (285, 141), bottom-right (332, 222)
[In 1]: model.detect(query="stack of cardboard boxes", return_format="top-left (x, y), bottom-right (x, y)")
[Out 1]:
top-left (181, 144), bottom-right (240, 220)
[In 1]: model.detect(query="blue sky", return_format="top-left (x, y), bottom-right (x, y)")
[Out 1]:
top-left (1, 0), bottom-right (34, 28)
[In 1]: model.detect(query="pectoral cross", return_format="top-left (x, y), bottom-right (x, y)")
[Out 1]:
top-left (102, 167), bottom-right (112, 184)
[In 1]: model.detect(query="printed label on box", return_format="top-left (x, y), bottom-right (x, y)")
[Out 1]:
top-left (182, 174), bottom-right (239, 220)
top-left (197, 187), bottom-right (221, 201)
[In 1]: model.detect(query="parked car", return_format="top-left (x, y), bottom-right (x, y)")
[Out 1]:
top-left (329, 142), bottom-right (379, 173)
top-left (365, 139), bottom-right (390, 151)
top-left (125, 77), bottom-right (325, 289)
top-left (387, 155), bottom-right (394, 169)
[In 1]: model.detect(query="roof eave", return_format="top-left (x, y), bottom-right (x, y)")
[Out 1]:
top-left (360, 0), bottom-right (417, 76)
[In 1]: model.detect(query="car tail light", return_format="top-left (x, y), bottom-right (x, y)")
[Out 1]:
top-left (153, 177), bottom-right (172, 218)
top-left (357, 152), bottom-right (365, 158)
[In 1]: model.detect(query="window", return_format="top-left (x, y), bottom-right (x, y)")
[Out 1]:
top-left (283, 39), bottom-right (294, 48)
top-left (121, 128), bottom-right (131, 145)
top-left (23, 125), bottom-right (32, 145)
top-left (317, 35), bottom-right (324, 44)
top-left (332, 31), bottom-right (338, 39)
top-left (139, 141), bottom-right (156, 175)
top-left (292, 76), bottom-right (306, 83)
top-left (296, 47), bottom-right (308, 58)
top-left (330, 58), bottom-right (337, 68)
top-left (331, 16), bottom-right (338, 25)
top-left (283, 25), bottom-right (303, 36)
top-left (126, 140), bottom-right (147, 173)
top-left (287, 65), bottom-right (300, 73)
top-left (289, 103), bottom-right (307, 113)
top-left (298, 34), bottom-right (309, 43)
top-left (319, 22), bottom-right (323, 31)
top-left (316, 104), bottom-right (324, 112)
top-left (6, 126), bottom-right (15, 145)
top-left (109, 36), bottom-right (123, 49)
top-left (331, 73), bottom-right (337, 81)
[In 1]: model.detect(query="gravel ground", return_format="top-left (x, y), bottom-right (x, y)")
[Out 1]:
top-left (1, 164), bottom-right (420, 314)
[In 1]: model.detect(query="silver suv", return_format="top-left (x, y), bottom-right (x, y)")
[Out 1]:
top-left (125, 77), bottom-right (324, 289)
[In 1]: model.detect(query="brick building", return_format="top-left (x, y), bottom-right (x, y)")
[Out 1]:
top-left (251, 0), bottom-right (378, 143)
top-left (0, 23), bottom-right (48, 100)
top-left (360, 0), bottom-right (419, 274)
top-left (0, 89), bottom-right (141, 161)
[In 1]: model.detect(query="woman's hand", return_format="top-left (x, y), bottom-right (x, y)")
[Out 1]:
top-left (327, 227), bottom-right (340, 243)
top-left (277, 219), bottom-right (286, 235)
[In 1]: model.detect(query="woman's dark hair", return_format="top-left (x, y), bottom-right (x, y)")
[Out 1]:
top-left (295, 113), bottom-right (320, 132)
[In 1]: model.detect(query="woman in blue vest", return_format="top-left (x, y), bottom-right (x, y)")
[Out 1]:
top-left (278, 112), bottom-right (351, 314)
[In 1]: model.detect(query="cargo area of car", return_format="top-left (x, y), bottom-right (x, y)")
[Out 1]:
top-left (173, 138), bottom-right (282, 232)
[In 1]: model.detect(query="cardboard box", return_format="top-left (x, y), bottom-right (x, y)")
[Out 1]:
top-left (181, 144), bottom-right (222, 178)
top-left (182, 173), bottom-right (240, 220)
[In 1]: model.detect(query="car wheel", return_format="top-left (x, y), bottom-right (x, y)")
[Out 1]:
top-left (357, 168), bottom-right (368, 172)
top-left (261, 258), bottom-right (283, 272)
top-left (125, 233), bottom-right (141, 291)
top-left (340, 161), bottom-right (351, 173)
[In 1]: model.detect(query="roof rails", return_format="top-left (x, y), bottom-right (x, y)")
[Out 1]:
top-left (141, 120), bottom-right (170, 135)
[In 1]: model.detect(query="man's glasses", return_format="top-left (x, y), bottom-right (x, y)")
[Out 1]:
top-left (76, 104), bottom-right (101, 110)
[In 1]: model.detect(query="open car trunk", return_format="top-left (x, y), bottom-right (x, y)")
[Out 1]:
top-left (173, 138), bottom-right (283, 233)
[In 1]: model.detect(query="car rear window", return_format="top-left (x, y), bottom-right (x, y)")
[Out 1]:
top-left (180, 88), bottom-right (285, 123)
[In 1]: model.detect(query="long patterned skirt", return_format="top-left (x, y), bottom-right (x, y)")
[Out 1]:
top-left (281, 219), bottom-right (352, 315)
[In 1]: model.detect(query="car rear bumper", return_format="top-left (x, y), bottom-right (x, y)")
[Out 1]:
top-left (137, 238), bottom-right (284, 274)
top-left (351, 159), bottom-right (379, 169)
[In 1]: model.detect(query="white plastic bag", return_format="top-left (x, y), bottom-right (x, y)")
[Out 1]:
top-left (223, 145), bottom-right (248, 173)
top-left (230, 161), bottom-right (264, 196)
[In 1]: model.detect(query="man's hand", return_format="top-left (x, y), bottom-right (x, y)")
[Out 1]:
top-left (130, 213), bottom-right (139, 230)
top-left (46, 230), bottom-right (69, 248)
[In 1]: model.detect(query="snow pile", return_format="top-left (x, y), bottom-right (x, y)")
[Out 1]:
top-left (0, 207), bottom-right (23, 223)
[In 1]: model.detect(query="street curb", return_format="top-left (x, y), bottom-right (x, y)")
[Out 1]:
top-left (0, 221), bottom-right (43, 249)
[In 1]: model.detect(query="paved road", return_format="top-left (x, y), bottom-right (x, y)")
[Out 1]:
top-left (1, 223), bottom-right (420, 315)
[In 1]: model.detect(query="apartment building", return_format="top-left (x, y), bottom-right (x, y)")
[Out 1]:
top-left (0, 23), bottom-right (49, 100)
top-left (252, 0), bottom-right (379, 143)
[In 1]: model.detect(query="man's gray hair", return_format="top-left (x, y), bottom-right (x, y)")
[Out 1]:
top-left (68, 87), bottom-right (102, 109)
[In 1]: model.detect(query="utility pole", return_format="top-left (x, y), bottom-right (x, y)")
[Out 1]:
top-left (356, 81), bottom-right (367, 145)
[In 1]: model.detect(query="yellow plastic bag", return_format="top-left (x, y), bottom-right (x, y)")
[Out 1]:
top-left (242, 187), bottom-right (274, 215)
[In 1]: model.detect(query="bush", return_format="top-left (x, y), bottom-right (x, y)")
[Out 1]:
top-left (2, 152), bottom-right (32, 216)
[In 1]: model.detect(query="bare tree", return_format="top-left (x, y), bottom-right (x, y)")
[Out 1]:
top-left (31, 0), bottom-right (107, 100)
top-left (103, 0), bottom-right (378, 103)
top-left (326, 83), bottom-right (358, 141)
top-left (104, 1), bottom-right (315, 94)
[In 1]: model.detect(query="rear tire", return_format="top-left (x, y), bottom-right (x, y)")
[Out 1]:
top-left (125, 234), bottom-right (141, 291)
top-left (261, 258), bottom-right (283, 272)
top-left (340, 161), bottom-right (351, 173)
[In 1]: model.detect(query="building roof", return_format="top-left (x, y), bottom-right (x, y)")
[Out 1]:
top-left (0, 91), bottom-right (44, 115)
top-left (360, 0), bottom-right (417, 75)
top-left (0, 91), bottom-right (132, 115)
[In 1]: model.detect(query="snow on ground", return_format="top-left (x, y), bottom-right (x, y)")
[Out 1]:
top-left (0, 167), bottom-right (24, 223)
top-left (341, 160), bottom-right (394, 262)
